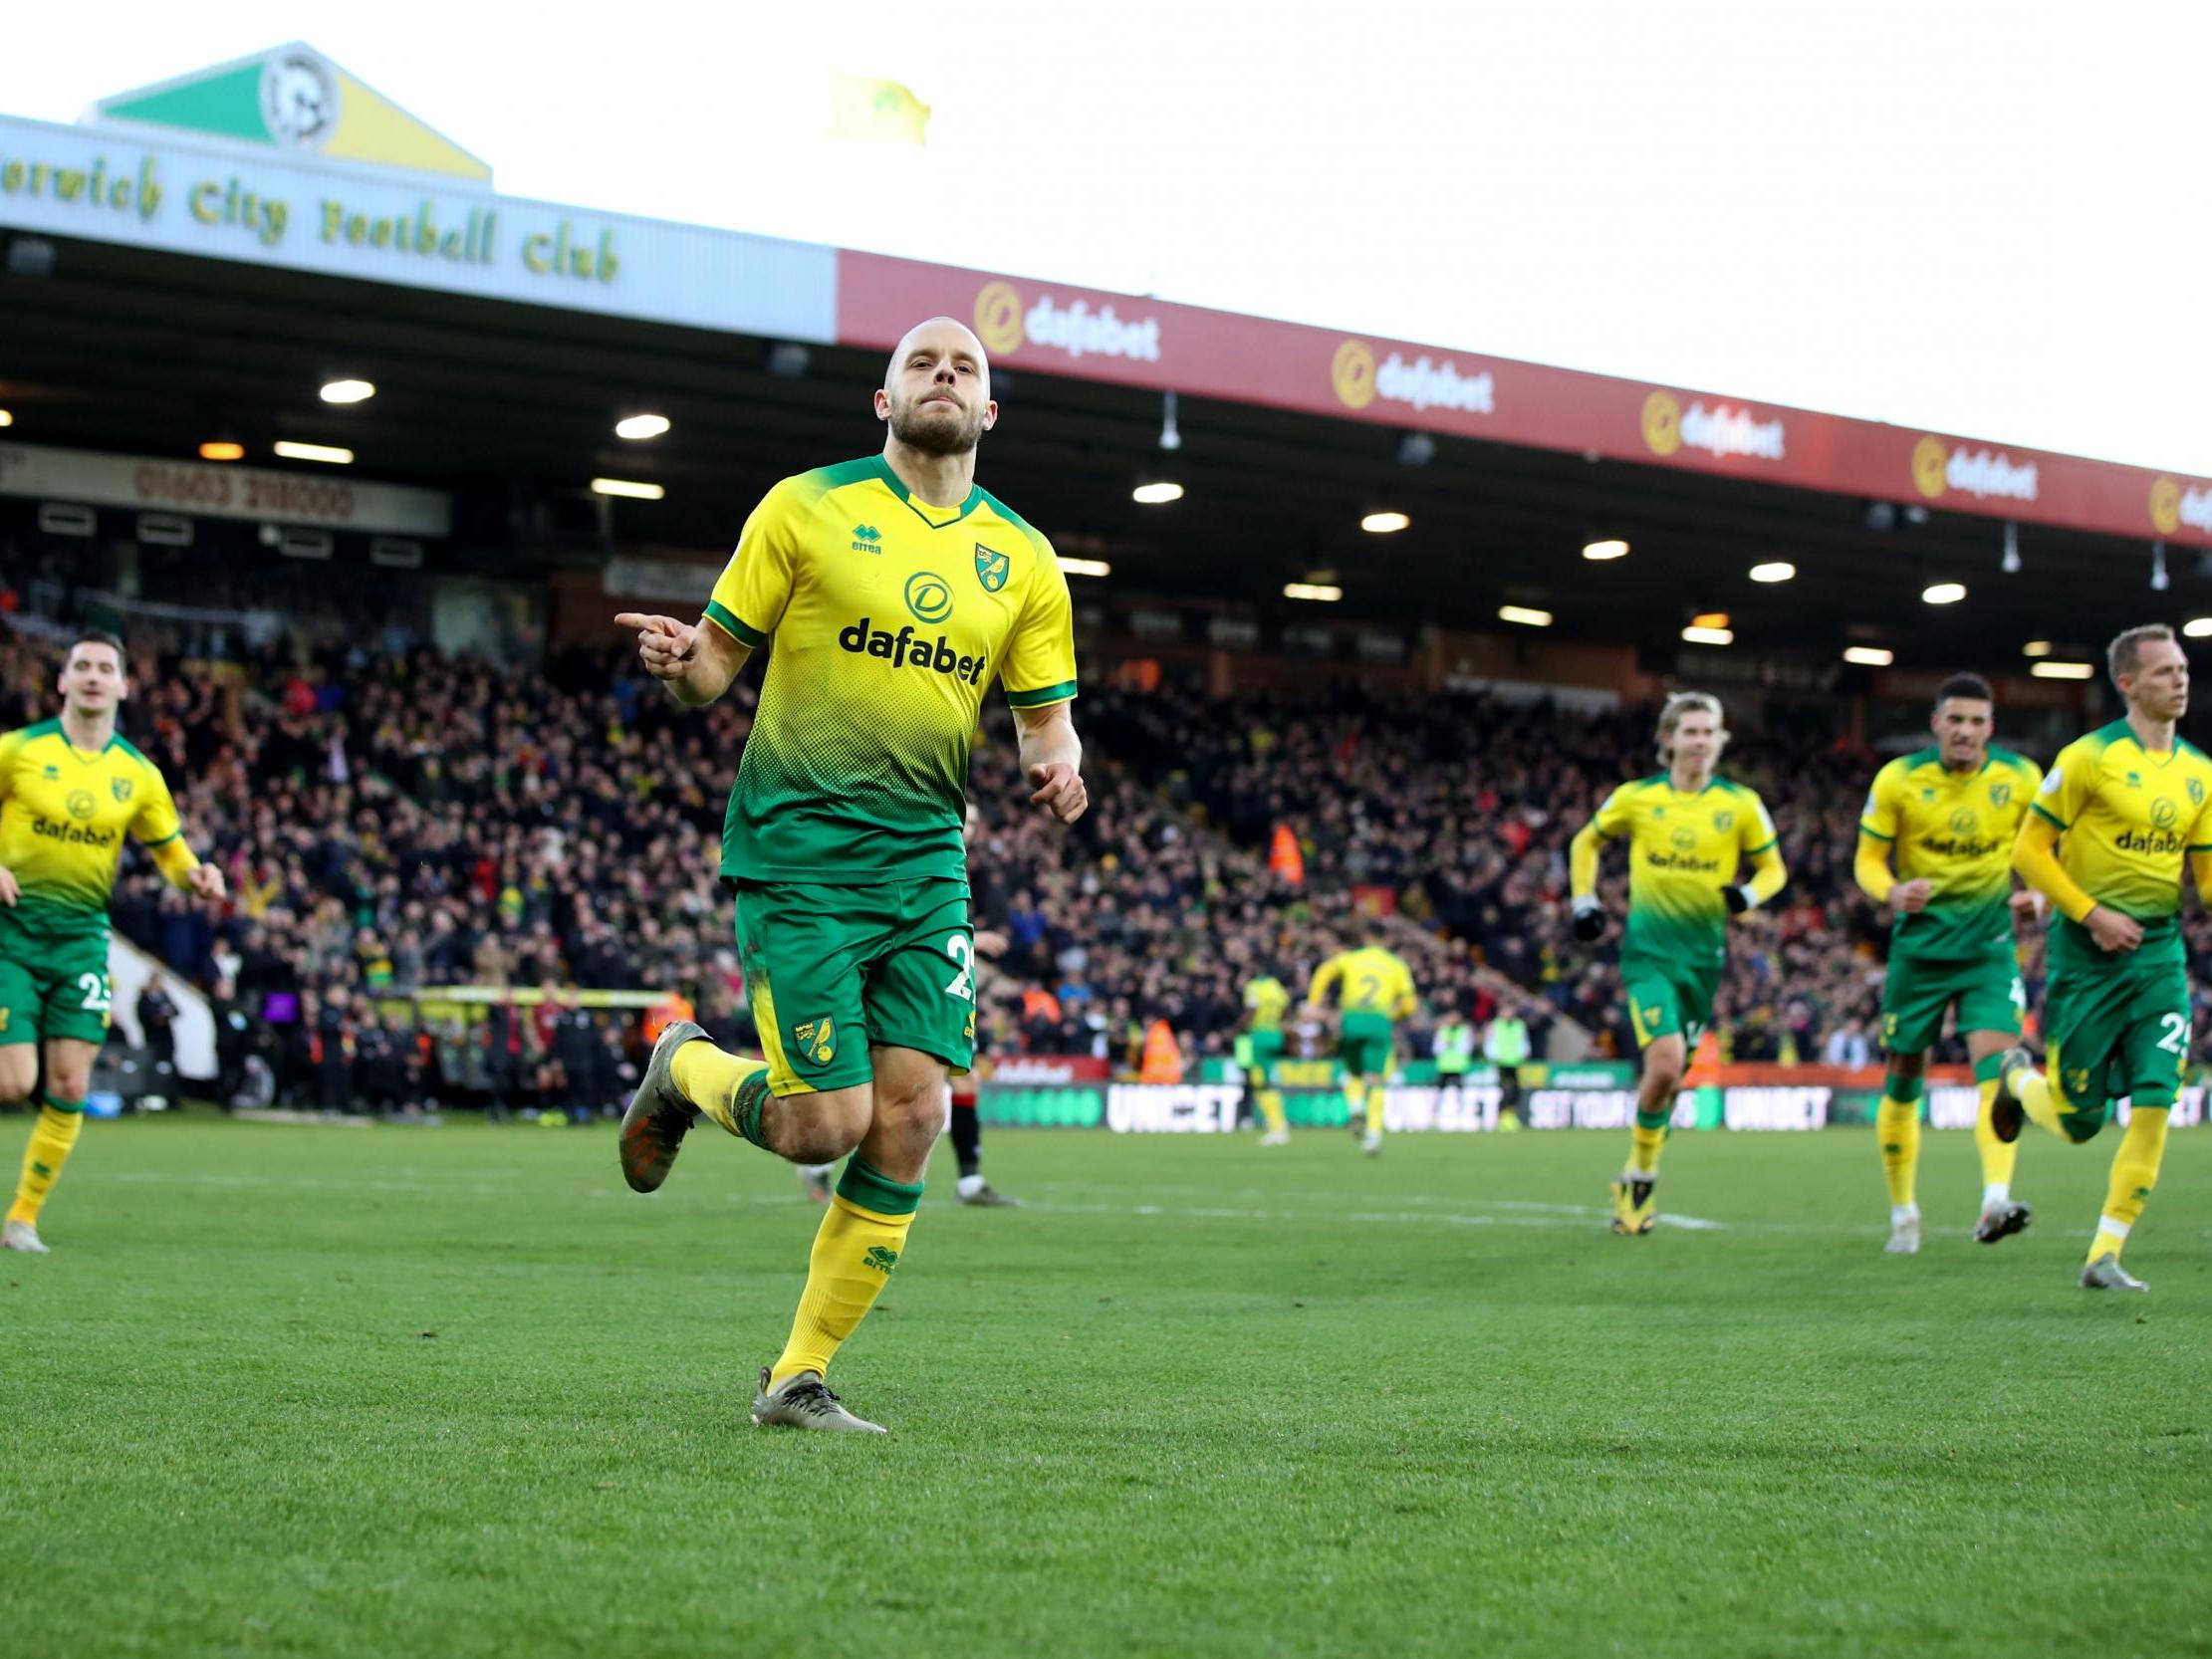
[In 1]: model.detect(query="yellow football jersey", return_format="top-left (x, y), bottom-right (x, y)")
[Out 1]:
top-left (1307, 947), bottom-right (1416, 1019)
top-left (1585, 775), bottom-right (1777, 967)
top-left (1860, 746), bottom-right (2042, 960)
top-left (704, 455), bottom-right (1078, 881)
top-left (0, 721), bottom-right (186, 923)
top-left (1243, 975), bottom-right (1291, 1030)
top-left (2031, 720), bottom-right (2212, 928)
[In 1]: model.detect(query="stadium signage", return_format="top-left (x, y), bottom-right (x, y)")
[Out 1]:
top-left (841, 251), bottom-right (2212, 549)
top-left (0, 441), bottom-right (452, 535)
top-left (0, 112), bottom-right (837, 340)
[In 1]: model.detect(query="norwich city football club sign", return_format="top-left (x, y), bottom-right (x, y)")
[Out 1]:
top-left (0, 43), bottom-right (834, 342)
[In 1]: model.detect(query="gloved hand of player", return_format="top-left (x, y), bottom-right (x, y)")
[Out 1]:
top-left (1571, 896), bottom-right (1604, 941)
top-left (1721, 883), bottom-right (1754, 914)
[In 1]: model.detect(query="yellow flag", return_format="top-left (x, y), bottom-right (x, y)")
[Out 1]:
top-left (829, 74), bottom-right (931, 144)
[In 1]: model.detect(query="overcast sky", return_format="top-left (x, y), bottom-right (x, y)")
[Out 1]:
top-left (4, 1), bottom-right (2204, 473)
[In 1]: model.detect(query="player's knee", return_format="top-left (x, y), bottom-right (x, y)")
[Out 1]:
top-left (0, 1052), bottom-right (34, 1105)
top-left (48, 1064), bottom-right (93, 1101)
top-left (873, 1066), bottom-right (950, 1146)
top-left (778, 1088), bottom-right (870, 1164)
top-left (1644, 1048), bottom-right (1685, 1092)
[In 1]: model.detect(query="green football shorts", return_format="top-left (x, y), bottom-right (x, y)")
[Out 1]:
top-left (730, 875), bottom-right (974, 1096)
top-left (1337, 1010), bottom-right (1394, 1077)
top-left (1621, 951), bottom-right (1717, 1051)
top-left (0, 906), bottom-right (114, 1048)
top-left (2041, 928), bottom-right (2191, 1138)
top-left (1244, 1027), bottom-right (1286, 1086)
top-left (1879, 943), bottom-right (2024, 1055)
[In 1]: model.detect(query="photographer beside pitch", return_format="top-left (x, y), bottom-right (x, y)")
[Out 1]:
top-left (613, 315), bottom-right (1086, 1432)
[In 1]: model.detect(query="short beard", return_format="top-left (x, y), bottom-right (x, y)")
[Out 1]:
top-left (889, 394), bottom-right (986, 457)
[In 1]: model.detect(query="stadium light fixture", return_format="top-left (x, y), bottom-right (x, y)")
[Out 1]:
top-left (1131, 482), bottom-right (1184, 505)
top-left (273, 441), bottom-right (354, 464)
top-left (2031, 661), bottom-right (2094, 680)
top-left (1360, 511), bottom-right (1410, 535)
top-left (1843, 646), bottom-right (1894, 667)
top-left (1057, 557), bottom-right (1111, 578)
top-left (1582, 539), bottom-right (1629, 561)
top-left (591, 477), bottom-right (665, 500)
top-left (198, 441), bottom-right (245, 462)
top-left (1749, 562), bottom-right (1796, 583)
top-left (319, 378), bottom-right (375, 404)
top-left (2022, 639), bottom-right (2053, 657)
top-left (0, 409), bottom-right (12, 427)
top-left (614, 413), bottom-right (672, 441)
top-left (1681, 625), bottom-right (1734, 645)
top-left (1921, 582), bottom-right (1966, 604)
top-left (2152, 541), bottom-right (2170, 592)
top-left (1158, 390), bottom-right (1181, 452)
top-left (1283, 582), bottom-right (1344, 602)
top-left (2001, 520), bottom-right (2021, 574)
top-left (2184, 617), bottom-right (2212, 639)
top-left (1498, 605), bottom-right (1553, 627)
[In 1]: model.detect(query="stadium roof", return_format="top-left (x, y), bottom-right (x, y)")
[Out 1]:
top-left (2, 52), bottom-right (2208, 678)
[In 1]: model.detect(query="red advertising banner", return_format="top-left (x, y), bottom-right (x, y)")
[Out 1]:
top-left (837, 251), bottom-right (2212, 550)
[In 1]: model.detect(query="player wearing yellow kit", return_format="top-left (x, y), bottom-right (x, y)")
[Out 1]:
top-left (1240, 971), bottom-right (1293, 1146)
top-left (1, 631), bottom-right (225, 1255)
top-left (1854, 673), bottom-right (2045, 1256)
top-left (1569, 692), bottom-right (1786, 1235)
top-left (1995, 625), bottom-right (2212, 1293)
top-left (614, 315), bottom-right (1087, 1431)
top-left (1305, 922), bottom-right (1415, 1156)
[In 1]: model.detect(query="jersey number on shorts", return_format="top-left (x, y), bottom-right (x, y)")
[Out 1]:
top-left (78, 973), bottom-right (113, 1015)
top-left (2157, 1012), bottom-right (2190, 1056)
top-left (942, 935), bottom-right (974, 1003)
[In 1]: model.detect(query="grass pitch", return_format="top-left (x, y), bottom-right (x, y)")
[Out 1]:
top-left (4, 1115), bottom-right (2208, 1658)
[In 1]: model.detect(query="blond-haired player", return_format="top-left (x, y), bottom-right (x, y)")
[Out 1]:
top-left (1569, 693), bottom-right (1786, 1234)
top-left (613, 316), bottom-right (1087, 1430)
top-left (1995, 624), bottom-right (2212, 1292)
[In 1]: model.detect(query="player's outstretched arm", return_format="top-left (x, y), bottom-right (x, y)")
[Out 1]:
top-left (614, 611), bottom-right (750, 708)
top-left (1015, 702), bottom-right (1087, 825)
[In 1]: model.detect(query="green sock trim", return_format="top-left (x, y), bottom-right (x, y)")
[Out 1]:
top-left (1632, 1107), bottom-right (1671, 1131)
top-left (1973, 1053), bottom-right (2007, 1083)
top-left (1882, 1072), bottom-right (1924, 1105)
top-left (837, 1156), bottom-right (923, 1217)
top-left (41, 1091), bottom-right (86, 1115)
top-left (732, 1071), bottom-right (773, 1150)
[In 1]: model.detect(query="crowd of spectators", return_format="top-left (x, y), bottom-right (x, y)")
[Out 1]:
top-left (9, 553), bottom-right (2209, 1111)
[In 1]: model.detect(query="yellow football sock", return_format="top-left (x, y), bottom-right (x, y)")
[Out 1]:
top-left (8, 1098), bottom-right (85, 1227)
top-left (2017, 1070), bottom-right (2067, 1139)
top-left (1363, 1080), bottom-right (1384, 1135)
top-left (771, 1158), bottom-right (923, 1384)
top-left (1876, 1092), bottom-right (1921, 1209)
top-left (1257, 1089), bottom-right (1287, 1135)
top-left (2088, 1105), bottom-right (2169, 1263)
top-left (1627, 1113), bottom-right (1668, 1177)
top-left (1973, 1059), bottom-right (2018, 1198)
top-left (1340, 1075), bottom-right (1363, 1128)
top-left (670, 1041), bottom-right (770, 1141)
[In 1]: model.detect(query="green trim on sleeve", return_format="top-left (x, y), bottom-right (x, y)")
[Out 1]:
top-left (1745, 839), bottom-right (1777, 857)
top-left (141, 831), bottom-right (181, 848)
top-left (702, 600), bottom-right (766, 647)
top-left (1857, 825), bottom-right (1893, 842)
top-left (2030, 802), bottom-right (2067, 830)
top-left (1005, 680), bottom-right (1079, 709)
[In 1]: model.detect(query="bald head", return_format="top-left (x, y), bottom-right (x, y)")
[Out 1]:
top-left (876, 315), bottom-right (996, 457)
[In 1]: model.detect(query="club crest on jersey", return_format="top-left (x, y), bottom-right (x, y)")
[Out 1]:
top-left (974, 543), bottom-right (1009, 593)
top-left (1714, 810), bottom-right (1734, 831)
top-left (792, 1017), bottom-right (837, 1067)
top-left (1990, 782), bottom-right (2011, 807)
top-left (111, 777), bottom-right (134, 804)
top-left (2191, 779), bottom-right (2206, 807)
